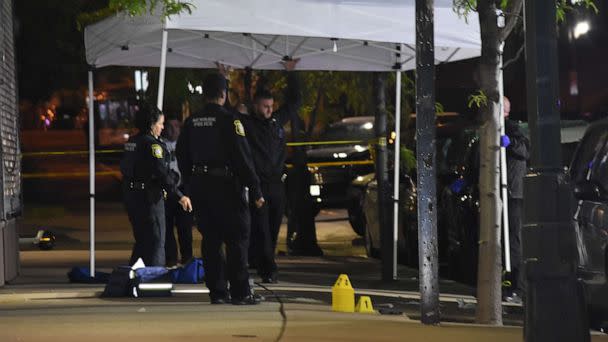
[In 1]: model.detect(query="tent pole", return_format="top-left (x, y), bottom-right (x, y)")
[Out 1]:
top-left (392, 70), bottom-right (401, 280)
top-left (157, 29), bottom-right (168, 110)
top-left (498, 42), bottom-right (511, 272)
top-left (88, 69), bottom-right (96, 277)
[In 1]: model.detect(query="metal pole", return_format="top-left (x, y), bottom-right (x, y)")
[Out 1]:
top-left (415, 0), bottom-right (439, 325)
top-left (392, 70), bottom-right (401, 281)
top-left (88, 69), bottom-right (95, 278)
top-left (523, 0), bottom-right (589, 340)
top-left (375, 73), bottom-right (392, 282)
top-left (498, 43), bottom-right (511, 272)
top-left (157, 29), bottom-right (169, 110)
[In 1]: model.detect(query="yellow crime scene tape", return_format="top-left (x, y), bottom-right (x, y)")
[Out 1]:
top-left (21, 140), bottom-right (377, 179)
top-left (286, 160), bottom-right (374, 168)
top-left (22, 171), bottom-right (122, 179)
top-left (21, 150), bottom-right (123, 157)
top-left (286, 140), bottom-right (369, 147)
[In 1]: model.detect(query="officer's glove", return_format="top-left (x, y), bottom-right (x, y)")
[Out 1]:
top-left (179, 196), bottom-right (193, 212)
top-left (255, 197), bottom-right (265, 209)
top-left (500, 135), bottom-right (511, 148)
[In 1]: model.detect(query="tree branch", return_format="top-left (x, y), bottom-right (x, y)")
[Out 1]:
top-left (499, 0), bottom-right (524, 42)
top-left (502, 44), bottom-right (524, 70)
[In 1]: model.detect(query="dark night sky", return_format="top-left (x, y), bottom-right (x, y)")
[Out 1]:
top-left (15, 0), bottom-right (106, 103)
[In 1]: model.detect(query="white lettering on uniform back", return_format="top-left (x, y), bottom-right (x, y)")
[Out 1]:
top-left (124, 142), bottom-right (136, 152)
top-left (193, 117), bottom-right (216, 127)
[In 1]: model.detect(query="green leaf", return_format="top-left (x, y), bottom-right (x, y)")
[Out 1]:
top-left (78, 0), bottom-right (195, 29)
top-left (435, 102), bottom-right (445, 114)
top-left (500, 0), bottom-right (508, 11)
top-left (467, 90), bottom-right (488, 109)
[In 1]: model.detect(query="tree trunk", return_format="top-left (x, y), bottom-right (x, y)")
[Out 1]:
top-left (244, 67), bottom-right (252, 106)
top-left (306, 85), bottom-right (323, 140)
top-left (475, 1), bottom-right (503, 325)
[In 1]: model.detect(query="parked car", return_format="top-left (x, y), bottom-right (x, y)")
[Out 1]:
top-left (326, 113), bottom-right (464, 235)
top-left (305, 116), bottom-right (376, 232)
top-left (362, 121), bottom-right (480, 282)
top-left (569, 119), bottom-right (608, 326)
top-left (359, 119), bottom-right (589, 284)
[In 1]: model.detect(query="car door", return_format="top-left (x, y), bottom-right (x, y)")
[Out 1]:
top-left (571, 126), bottom-right (608, 280)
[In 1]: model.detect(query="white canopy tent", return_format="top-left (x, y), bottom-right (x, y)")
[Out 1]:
top-left (85, 0), bottom-right (480, 71)
top-left (84, 0), bottom-right (480, 277)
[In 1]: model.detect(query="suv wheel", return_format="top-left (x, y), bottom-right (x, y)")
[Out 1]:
top-left (365, 227), bottom-right (380, 259)
top-left (348, 205), bottom-right (366, 237)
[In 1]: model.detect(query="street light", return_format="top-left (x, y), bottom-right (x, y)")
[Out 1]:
top-left (573, 21), bottom-right (590, 39)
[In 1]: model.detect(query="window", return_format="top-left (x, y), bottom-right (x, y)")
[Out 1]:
top-left (570, 126), bottom-right (608, 185)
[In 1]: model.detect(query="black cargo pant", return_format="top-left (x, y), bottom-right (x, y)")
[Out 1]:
top-left (165, 196), bottom-right (194, 265)
top-left (249, 182), bottom-right (285, 278)
top-left (508, 197), bottom-right (524, 293)
top-left (191, 175), bottom-right (251, 301)
top-left (124, 188), bottom-right (166, 267)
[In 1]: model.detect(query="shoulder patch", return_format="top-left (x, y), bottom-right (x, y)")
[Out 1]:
top-left (151, 144), bottom-right (163, 159)
top-left (234, 120), bottom-right (246, 137)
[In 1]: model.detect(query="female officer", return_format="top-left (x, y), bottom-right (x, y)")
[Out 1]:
top-left (120, 103), bottom-right (192, 266)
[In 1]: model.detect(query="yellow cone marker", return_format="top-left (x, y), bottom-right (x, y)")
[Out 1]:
top-left (332, 274), bottom-right (355, 312)
top-left (355, 296), bottom-right (375, 314)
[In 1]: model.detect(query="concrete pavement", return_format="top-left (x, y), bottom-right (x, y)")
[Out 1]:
top-left (1, 296), bottom-right (607, 342)
top-left (8, 204), bottom-right (602, 340)
top-left (0, 248), bottom-right (530, 341)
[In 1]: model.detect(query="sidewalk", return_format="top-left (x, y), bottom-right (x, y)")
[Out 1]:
top-left (0, 301), bottom-right (519, 342)
top-left (0, 297), bottom-right (605, 342)
top-left (1, 249), bottom-right (606, 341)
top-left (7, 205), bottom-right (602, 341)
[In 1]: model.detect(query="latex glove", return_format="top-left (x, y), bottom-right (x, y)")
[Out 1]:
top-left (449, 178), bottom-right (467, 194)
top-left (179, 196), bottom-right (193, 212)
top-left (500, 135), bottom-right (511, 148)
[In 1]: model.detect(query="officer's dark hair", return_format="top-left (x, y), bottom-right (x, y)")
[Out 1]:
top-left (135, 102), bottom-right (163, 133)
top-left (254, 89), bottom-right (274, 102)
top-left (203, 73), bottom-right (227, 101)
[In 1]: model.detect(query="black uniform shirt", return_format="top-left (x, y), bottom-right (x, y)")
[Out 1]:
top-left (176, 103), bottom-right (263, 201)
top-left (241, 73), bottom-right (301, 184)
top-left (505, 119), bottom-right (530, 199)
top-left (120, 133), bottom-right (183, 199)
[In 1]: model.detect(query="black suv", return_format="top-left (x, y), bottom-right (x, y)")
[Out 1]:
top-left (305, 116), bottom-right (376, 233)
top-left (569, 119), bottom-right (608, 326)
top-left (362, 119), bottom-right (589, 284)
top-left (363, 121), bottom-right (480, 282)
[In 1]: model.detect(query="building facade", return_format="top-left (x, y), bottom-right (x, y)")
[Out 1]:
top-left (0, 0), bottom-right (22, 286)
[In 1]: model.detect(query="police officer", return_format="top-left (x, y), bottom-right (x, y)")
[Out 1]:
top-left (161, 116), bottom-right (194, 266)
top-left (177, 73), bottom-right (264, 305)
top-left (120, 103), bottom-right (192, 267)
top-left (502, 96), bottom-right (530, 303)
top-left (240, 59), bottom-right (301, 283)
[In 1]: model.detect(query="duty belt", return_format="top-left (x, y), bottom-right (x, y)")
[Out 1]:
top-left (192, 165), bottom-right (234, 178)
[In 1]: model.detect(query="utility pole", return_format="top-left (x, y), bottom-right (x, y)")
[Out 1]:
top-left (374, 73), bottom-right (392, 282)
top-left (523, 1), bottom-right (589, 340)
top-left (415, 0), bottom-right (440, 324)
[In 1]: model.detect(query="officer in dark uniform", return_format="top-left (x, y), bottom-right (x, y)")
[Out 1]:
top-left (161, 116), bottom-right (194, 266)
top-left (120, 103), bottom-right (192, 267)
top-left (241, 59), bottom-right (301, 283)
top-left (177, 73), bottom-right (265, 305)
top-left (502, 96), bottom-right (530, 302)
